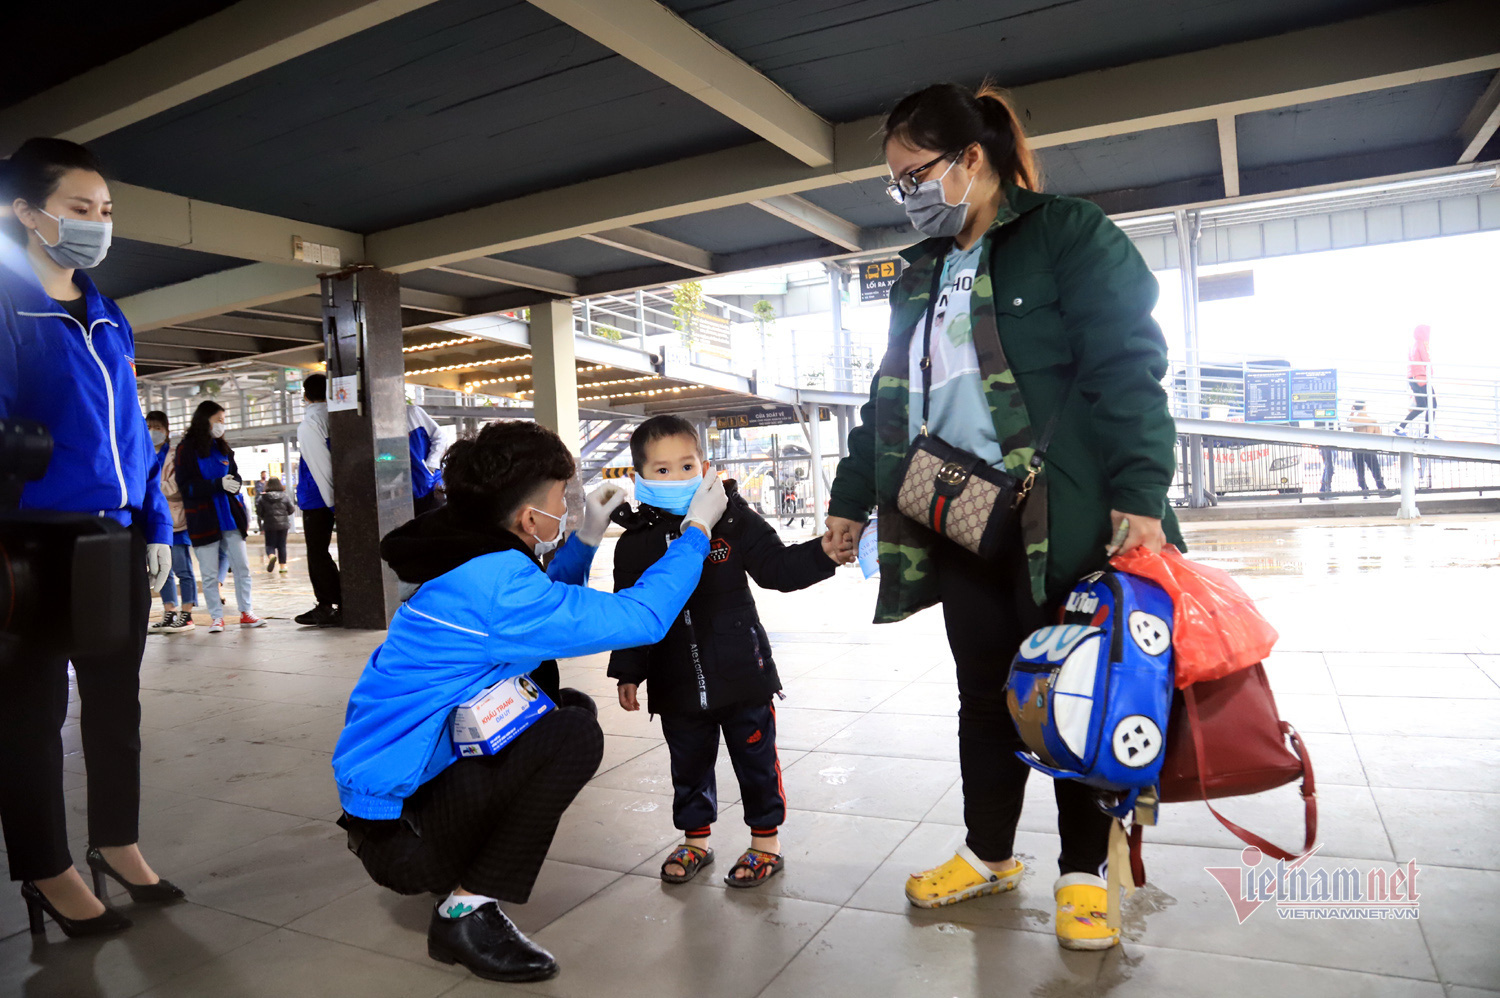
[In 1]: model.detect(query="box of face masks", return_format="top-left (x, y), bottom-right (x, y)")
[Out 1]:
top-left (451, 673), bottom-right (555, 757)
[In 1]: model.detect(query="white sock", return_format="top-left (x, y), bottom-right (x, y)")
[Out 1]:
top-left (439, 891), bottom-right (498, 919)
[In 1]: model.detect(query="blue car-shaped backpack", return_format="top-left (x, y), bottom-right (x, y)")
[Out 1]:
top-left (1005, 570), bottom-right (1175, 817)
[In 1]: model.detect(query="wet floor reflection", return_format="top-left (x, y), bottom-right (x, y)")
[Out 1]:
top-left (1181, 515), bottom-right (1500, 577)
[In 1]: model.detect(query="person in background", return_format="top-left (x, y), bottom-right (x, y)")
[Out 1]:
top-left (295, 374), bottom-right (340, 627)
top-left (256, 477), bottom-right (295, 575)
top-left (1397, 323), bottom-right (1435, 435)
top-left (0, 136), bottom-right (183, 940)
top-left (147, 411), bottom-right (197, 633)
top-left (1347, 401), bottom-right (1386, 493)
top-left (408, 402), bottom-right (449, 516)
top-left (175, 401), bottom-right (264, 632)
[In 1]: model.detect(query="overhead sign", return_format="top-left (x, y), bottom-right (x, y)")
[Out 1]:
top-left (1289, 368), bottom-right (1338, 421)
top-left (860, 259), bottom-right (900, 302)
top-left (1244, 370), bottom-right (1289, 423)
top-left (1244, 368), bottom-right (1339, 423)
top-left (714, 406), bottom-right (831, 430)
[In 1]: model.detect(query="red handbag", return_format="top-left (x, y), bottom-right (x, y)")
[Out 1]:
top-left (1129, 663), bottom-right (1317, 883)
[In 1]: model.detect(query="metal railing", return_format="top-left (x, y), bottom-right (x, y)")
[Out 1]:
top-left (1170, 418), bottom-right (1500, 517)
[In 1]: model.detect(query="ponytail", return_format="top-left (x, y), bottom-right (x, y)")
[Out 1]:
top-left (884, 81), bottom-right (1041, 192)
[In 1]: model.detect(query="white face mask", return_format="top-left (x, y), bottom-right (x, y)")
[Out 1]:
top-left (211, 422), bottom-right (226, 439)
top-left (36, 208), bottom-right (112, 270)
top-left (150, 429), bottom-right (167, 448)
top-left (902, 158), bottom-right (975, 239)
top-left (528, 506), bottom-right (568, 556)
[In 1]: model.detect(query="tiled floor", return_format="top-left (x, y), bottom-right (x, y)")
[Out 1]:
top-left (3, 516), bottom-right (1498, 997)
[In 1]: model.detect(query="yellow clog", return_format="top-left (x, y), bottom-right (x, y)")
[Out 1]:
top-left (1054, 873), bottom-right (1120, 950)
top-left (904, 845), bottom-right (1023, 909)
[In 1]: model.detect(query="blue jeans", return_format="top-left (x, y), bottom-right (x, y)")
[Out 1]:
top-left (160, 542), bottom-right (199, 608)
top-left (195, 531), bottom-right (253, 619)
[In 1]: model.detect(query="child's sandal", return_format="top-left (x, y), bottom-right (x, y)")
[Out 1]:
top-left (660, 844), bottom-right (713, 884)
top-left (724, 848), bottom-right (784, 888)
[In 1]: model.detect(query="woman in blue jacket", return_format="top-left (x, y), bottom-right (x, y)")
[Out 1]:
top-left (0, 138), bottom-right (183, 939)
top-left (333, 420), bottom-right (727, 983)
top-left (174, 401), bottom-right (263, 632)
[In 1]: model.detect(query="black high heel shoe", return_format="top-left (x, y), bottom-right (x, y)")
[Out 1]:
top-left (86, 848), bottom-right (186, 904)
top-left (22, 881), bottom-right (131, 938)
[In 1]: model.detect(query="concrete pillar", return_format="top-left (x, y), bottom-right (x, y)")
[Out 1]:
top-left (1398, 451), bottom-right (1420, 520)
top-left (321, 267), bottom-right (413, 629)
top-left (827, 264), bottom-right (846, 392)
top-left (531, 300), bottom-right (581, 455)
top-left (805, 403), bottom-right (824, 534)
top-left (1175, 209), bottom-right (1207, 508)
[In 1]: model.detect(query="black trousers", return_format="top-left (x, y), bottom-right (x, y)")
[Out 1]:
top-left (348, 689), bottom-right (603, 904)
top-left (1354, 451), bottom-right (1385, 490)
top-left (933, 534), bottom-right (1111, 878)
top-left (263, 527), bottom-right (288, 562)
top-left (1399, 380), bottom-right (1435, 432)
top-left (302, 506), bottom-right (341, 608)
top-left (659, 700), bottom-right (786, 834)
top-left (0, 527), bottom-right (148, 881)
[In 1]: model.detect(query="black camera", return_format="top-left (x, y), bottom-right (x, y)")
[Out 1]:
top-left (0, 419), bottom-right (136, 661)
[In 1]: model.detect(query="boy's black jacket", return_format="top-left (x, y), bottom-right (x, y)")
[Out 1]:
top-left (608, 481), bottom-right (835, 715)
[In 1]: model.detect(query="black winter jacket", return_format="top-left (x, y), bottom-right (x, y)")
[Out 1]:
top-left (255, 489), bottom-right (296, 532)
top-left (607, 482), bottom-right (836, 715)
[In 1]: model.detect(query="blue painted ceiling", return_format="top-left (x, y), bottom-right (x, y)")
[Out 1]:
top-left (89, 238), bottom-right (247, 301)
top-left (661, 0), bottom-right (1427, 121)
top-left (89, 0), bottom-right (754, 232)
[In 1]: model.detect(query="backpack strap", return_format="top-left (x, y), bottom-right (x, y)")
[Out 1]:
top-left (1184, 684), bottom-right (1319, 861)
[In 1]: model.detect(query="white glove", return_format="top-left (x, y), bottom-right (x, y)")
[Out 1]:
top-left (146, 543), bottom-right (171, 593)
top-left (221, 475), bottom-right (242, 494)
top-left (681, 474), bottom-right (728, 538)
top-left (578, 483), bottom-right (627, 547)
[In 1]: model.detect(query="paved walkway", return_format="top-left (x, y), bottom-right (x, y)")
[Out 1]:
top-left (2, 517), bottom-right (1496, 997)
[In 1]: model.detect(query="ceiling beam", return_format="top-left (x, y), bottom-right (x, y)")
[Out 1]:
top-left (118, 263), bottom-right (320, 333)
top-left (581, 227), bottom-right (714, 273)
top-left (1015, 0), bottom-right (1500, 149)
top-left (366, 0), bottom-right (1500, 278)
top-left (0, 0), bottom-right (443, 151)
top-left (112, 182), bottom-right (364, 268)
top-left (135, 329), bottom-right (271, 354)
top-left (750, 195), bottom-right (863, 252)
top-left (399, 288), bottom-right (469, 315)
top-left (433, 259), bottom-right (579, 296)
top-left (1458, 71), bottom-right (1500, 163)
top-left (1217, 117), bottom-right (1241, 199)
top-left (524, 0), bottom-right (833, 167)
top-left (166, 315), bottom-right (323, 343)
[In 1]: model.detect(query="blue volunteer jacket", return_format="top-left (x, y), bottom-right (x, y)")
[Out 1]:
top-left (332, 527), bottom-right (711, 819)
top-left (407, 403), bottom-right (444, 500)
top-left (0, 246), bottom-right (172, 544)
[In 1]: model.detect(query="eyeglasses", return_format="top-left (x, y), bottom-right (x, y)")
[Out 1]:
top-left (884, 152), bottom-right (954, 204)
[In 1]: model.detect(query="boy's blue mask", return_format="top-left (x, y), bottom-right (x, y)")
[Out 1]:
top-left (633, 476), bottom-right (700, 514)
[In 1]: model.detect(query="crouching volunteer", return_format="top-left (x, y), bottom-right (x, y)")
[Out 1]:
top-left (332, 420), bottom-right (728, 983)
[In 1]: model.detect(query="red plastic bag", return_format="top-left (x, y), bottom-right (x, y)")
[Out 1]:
top-left (1110, 544), bottom-right (1278, 688)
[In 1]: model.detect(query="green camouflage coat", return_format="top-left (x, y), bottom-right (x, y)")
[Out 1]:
top-left (829, 184), bottom-right (1184, 624)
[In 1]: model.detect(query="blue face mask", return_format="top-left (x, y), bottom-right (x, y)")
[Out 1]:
top-left (633, 476), bottom-right (701, 514)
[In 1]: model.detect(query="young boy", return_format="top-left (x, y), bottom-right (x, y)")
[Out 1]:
top-left (333, 420), bottom-right (728, 983)
top-left (609, 415), bottom-right (850, 887)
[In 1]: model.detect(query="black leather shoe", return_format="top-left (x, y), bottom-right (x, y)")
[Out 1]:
top-left (86, 848), bottom-right (185, 904)
top-left (22, 881), bottom-right (131, 938)
top-left (427, 901), bottom-right (558, 982)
